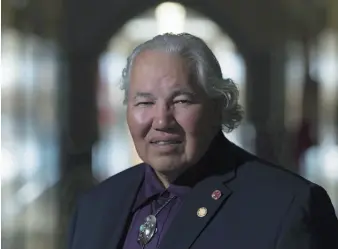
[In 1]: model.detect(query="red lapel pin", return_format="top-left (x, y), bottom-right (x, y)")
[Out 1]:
top-left (211, 190), bottom-right (222, 200)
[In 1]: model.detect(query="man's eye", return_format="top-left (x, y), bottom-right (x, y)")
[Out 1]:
top-left (135, 102), bottom-right (154, 106)
top-left (174, 100), bottom-right (192, 104)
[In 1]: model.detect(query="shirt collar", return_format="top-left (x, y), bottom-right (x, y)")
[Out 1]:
top-left (132, 165), bottom-right (192, 212)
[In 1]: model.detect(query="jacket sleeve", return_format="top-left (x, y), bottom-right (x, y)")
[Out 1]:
top-left (276, 185), bottom-right (338, 249)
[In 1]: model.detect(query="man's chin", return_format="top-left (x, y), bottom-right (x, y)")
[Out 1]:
top-left (150, 159), bottom-right (190, 178)
top-left (151, 164), bottom-right (182, 174)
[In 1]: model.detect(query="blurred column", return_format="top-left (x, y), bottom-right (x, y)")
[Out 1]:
top-left (57, 51), bottom-right (99, 248)
top-left (295, 39), bottom-right (319, 169)
top-left (269, 45), bottom-right (289, 167)
top-left (245, 47), bottom-right (287, 166)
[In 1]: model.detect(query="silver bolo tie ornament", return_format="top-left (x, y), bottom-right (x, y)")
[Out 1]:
top-left (137, 215), bottom-right (157, 246)
top-left (137, 195), bottom-right (176, 247)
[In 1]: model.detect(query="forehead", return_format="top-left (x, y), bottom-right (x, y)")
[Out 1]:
top-left (130, 50), bottom-right (188, 84)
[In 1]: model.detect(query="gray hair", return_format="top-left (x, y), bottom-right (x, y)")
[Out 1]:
top-left (120, 33), bottom-right (243, 132)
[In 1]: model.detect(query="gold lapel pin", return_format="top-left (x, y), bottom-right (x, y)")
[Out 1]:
top-left (197, 207), bottom-right (207, 217)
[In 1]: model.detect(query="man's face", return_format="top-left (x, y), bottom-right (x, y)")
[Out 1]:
top-left (127, 50), bottom-right (220, 176)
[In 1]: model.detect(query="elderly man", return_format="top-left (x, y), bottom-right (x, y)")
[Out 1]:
top-left (68, 33), bottom-right (338, 249)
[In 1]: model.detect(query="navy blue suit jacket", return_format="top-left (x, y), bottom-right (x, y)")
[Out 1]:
top-left (69, 137), bottom-right (338, 249)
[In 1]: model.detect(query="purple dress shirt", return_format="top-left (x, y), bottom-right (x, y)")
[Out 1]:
top-left (122, 165), bottom-right (191, 249)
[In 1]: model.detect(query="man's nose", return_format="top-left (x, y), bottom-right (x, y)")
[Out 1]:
top-left (152, 104), bottom-right (176, 131)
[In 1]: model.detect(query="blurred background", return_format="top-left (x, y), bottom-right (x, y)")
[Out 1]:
top-left (1, 0), bottom-right (338, 248)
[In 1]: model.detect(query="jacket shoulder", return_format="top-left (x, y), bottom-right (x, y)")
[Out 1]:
top-left (235, 158), bottom-right (320, 195)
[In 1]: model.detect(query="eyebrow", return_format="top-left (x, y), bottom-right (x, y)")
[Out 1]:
top-left (132, 90), bottom-right (197, 101)
top-left (171, 90), bottom-right (196, 98)
top-left (133, 92), bottom-right (155, 100)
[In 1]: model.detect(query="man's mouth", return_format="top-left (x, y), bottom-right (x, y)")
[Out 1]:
top-left (150, 140), bottom-right (182, 145)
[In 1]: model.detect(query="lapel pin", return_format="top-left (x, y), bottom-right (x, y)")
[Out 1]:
top-left (211, 190), bottom-right (222, 200)
top-left (197, 207), bottom-right (207, 217)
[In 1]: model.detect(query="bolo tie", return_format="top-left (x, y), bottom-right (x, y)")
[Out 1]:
top-left (137, 195), bottom-right (177, 248)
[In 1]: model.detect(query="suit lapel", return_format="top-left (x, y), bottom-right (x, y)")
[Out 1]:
top-left (97, 165), bottom-right (145, 249)
top-left (159, 133), bottom-right (246, 249)
top-left (159, 171), bottom-right (235, 249)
